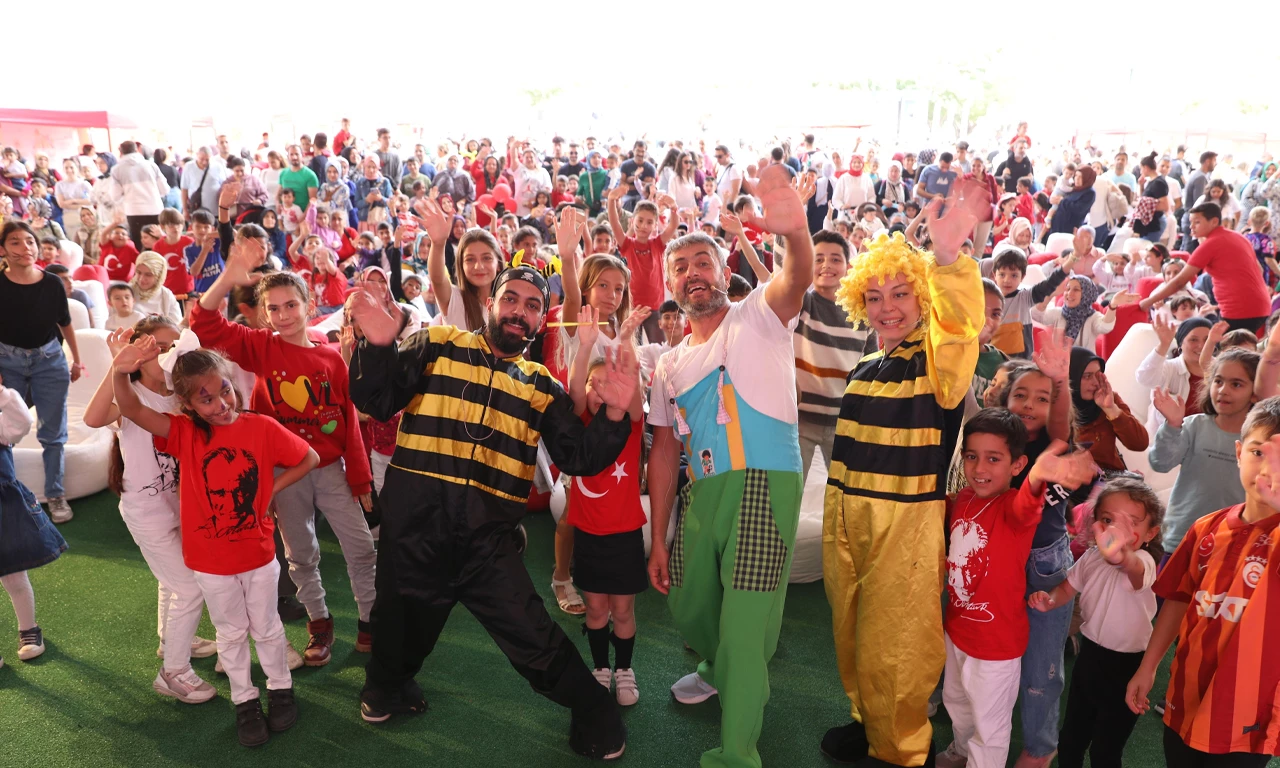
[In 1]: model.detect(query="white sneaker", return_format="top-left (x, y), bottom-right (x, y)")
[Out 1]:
top-left (670, 671), bottom-right (717, 704)
top-left (614, 668), bottom-right (639, 706)
top-left (46, 497), bottom-right (73, 524)
top-left (936, 742), bottom-right (968, 768)
top-left (154, 666), bottom-right (217, 704)
top-left (286, 642), bottom-right (304, 671)
top-left (157, 636), bottom-right (219, 659)
top-left (592, 667), bottom-right (612, 690)
top-left (17, 627), bottom-right (45, 661)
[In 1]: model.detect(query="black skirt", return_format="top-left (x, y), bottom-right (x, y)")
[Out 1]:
top-left (572, 527), bottom-right (648, 596)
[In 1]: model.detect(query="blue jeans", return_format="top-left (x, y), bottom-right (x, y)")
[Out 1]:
top-left (1020, 535), bottom-right (1075, 757)
top-left (0, 338), bottom-right (69, 498)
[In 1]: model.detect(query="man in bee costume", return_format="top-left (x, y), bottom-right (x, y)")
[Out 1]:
top-left (820, 180), bottom-right (989, 768)
top-left (646, 166), bottom-right (815, 768)
top-left (348, 264), bottom-right (639, 761)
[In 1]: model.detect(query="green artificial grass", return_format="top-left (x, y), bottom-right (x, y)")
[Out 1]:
top-left (1, 490), bottom-right (1273, 767)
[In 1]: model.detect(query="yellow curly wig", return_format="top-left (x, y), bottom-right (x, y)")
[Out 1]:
top-left (835, 231), bottom-right (934, 325)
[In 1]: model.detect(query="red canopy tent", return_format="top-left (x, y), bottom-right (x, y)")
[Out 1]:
top-left (0, 108), bottom-right (140, 161)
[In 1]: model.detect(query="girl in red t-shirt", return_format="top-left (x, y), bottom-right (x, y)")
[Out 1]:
top-left (112, 338), bottom-right (318, 747)
top-left (545, 210), bottom-right (652, 619)
top-left (311, 247), bottom-right (347, 315)
top-left (566, 305), bottom-right (648, 707)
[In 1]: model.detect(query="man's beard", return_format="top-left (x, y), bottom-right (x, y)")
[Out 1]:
top-left (486, 313), bottom-right (533, 355)
top-left (676, 276), bottom-right (729, 320)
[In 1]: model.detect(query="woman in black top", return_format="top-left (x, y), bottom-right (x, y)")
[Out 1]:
top-left (0, 222), bottom-right (82, 523)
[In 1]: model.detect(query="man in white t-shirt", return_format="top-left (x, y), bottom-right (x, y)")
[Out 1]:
top-left (646, 165), bottom-right (814, 767)
top-left (713, 144), bottom-right (743, 204)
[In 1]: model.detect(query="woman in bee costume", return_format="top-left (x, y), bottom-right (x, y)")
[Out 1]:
top-left (820, 180), bottom-right (989, 768)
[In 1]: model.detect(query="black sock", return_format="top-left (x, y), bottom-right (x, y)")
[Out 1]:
top-left (586, 625), bottom-right (611, 669)
top-left (610, 632), bottom-right (635, 670)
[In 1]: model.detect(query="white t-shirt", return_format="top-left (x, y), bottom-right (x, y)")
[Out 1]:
top-left (648, 286), bottom-right (798, 427)
top-left (105, 309), bottom-right (147, 331)
top-left (715, 162), bottom-right (743, 201)
top-left (429, 282), bottom-right (489, 331)
top-left (1066, 547), bottom-right (1157, 653)
top-left (118, 382), bottom-right (181, 516)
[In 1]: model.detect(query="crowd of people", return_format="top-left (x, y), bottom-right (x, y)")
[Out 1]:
top-left (1, 120), bottom-right (1280, 768)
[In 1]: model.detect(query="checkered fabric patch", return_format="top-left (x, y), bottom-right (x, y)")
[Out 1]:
top-left (669, 482), bottom-right (694, 589)
top-left (731, 469), bottom-right (788, 592)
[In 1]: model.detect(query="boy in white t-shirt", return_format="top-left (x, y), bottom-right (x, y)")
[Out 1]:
top-left (105, 282), bottom-right (147, 331)
top-left (1027, 476), bottom-right (1161, 768)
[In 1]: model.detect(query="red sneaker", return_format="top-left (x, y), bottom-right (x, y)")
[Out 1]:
top-left (304, 616), bottom-right (334, 666)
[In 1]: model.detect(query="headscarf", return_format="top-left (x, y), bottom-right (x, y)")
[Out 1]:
top-left (881, 161), bottom-right (906, 206)
top-left (918, 148), bottom-right (937, 166)
top-left (1175, 316), bottom-right (1212, 349)
top-left (359, 266), bottom-right (395, 311)
top-left (848, 154), bottom-right (865, 177)
top-left (1060, 276), bottom-right (1102, 343)
top-left (1069, 346), bottom-right (1104, 425)
top-left (1076, 166), bottom-right (1097, 191)
top-left (131, 250), bottom-right (168, 302)
top-left (1007, 217), bottom-right (1033, 245)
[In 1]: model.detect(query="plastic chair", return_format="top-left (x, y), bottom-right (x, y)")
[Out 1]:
top-left (1043, 232), bottom-right (1073, 256)
top-left (67, 299), bottom-right (91, 330)
top-left (1020, 264), bottom-right (1046, 289)
top-left (1028, 252), bottom-right (1057, 266)
top-left (1096, 303), bottom-right (1147, 360)
top-left (73, 279), bottom-right (108, 329)
top-left (72, 264), bottom-right (110, 291)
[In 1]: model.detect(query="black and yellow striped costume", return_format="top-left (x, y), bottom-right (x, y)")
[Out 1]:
top-left (823, 258), bottom-right (983, 767)
top-left (349, 325), bottom-right (631, 756)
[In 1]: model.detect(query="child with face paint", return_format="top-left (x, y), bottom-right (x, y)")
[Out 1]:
top-left (111, 336), bottom-right (319, 747)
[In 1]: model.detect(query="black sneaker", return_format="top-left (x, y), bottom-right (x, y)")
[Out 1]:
top-left (267, 687), bottom-right (298, 732)
top-left (360, 687), bottom-right (427, 724)
top-left (277, 595), bottom-right (308, 622)
top-left (512, 524), bottom-right (528, 555)
top-left (819, 721), bottom-right (869, 764)
top-left (235, 700), bottom-right (270, 747)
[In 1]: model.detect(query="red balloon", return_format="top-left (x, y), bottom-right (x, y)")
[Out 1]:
top-left (478, 194), bottom-right (497, 207)
top-left (492, 183), bottom-right (513, 198)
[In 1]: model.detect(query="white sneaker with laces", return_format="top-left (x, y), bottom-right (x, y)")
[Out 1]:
top-left (670, 671), bottom-right (717, 704)
top-left (46, 497), bottom-right (73, 524)
top-left (614, 668), bottom-right (639, 706)
top-left (936, 742), bottom-right (968, 768)
top-left (153, 666), bottom-right (217, 704)
top-left (592, 667), bottom-right (612, 690)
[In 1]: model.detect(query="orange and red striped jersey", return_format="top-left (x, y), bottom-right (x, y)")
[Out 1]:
top-left (1154, 504), bottom-right (1280, 756)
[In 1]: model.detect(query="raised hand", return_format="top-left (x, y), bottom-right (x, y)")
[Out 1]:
top-left (719, 210), bottom-right (745, 236)
top-left (1093, 513), bottom-right (1135, 565)
top-left (412, 198), bottom-right (453, 244)
top-left (593, 345), bottom-right (640, 417)
top-left (349, 288), bottom-right (400, 347)
top-left (223, 240), bottom-right (266, 288)
top-left (113, 335), bottom-right (159, 374)
top-left (106, 326), bottom-right (132, 357)
top-left (1033, 328), bottom-right (1071, 384)
top-left (1094, 371), bottom-right (1118, 413)
top-left (339, 324), bottom-right (356, 363)
top-left (1153, 316), bottom-right (1177, 351)
top-left (576, 304), bottom-right (601, 350)
top-left (1110, 290), bottom-right (1140, 308)
top-left (740, 164), bottom-right (806, 237)
top-left (217, 180), bottom-right (240, 211)
top-left (1151, 387), bottom-right (1186, 428)
top-left (618, 306), bottom-right (652, 344)
top-left (607, 185), bottom-right (627, 203)
top-left (796, 173), bottom-right (816, 205)
top-left (555, 206), bottom-right (585, 256)
top-left (1029, 439), bottom-right (1098, 491)
top-left (1205, 319), bottom-right (1229, 351)
top-left (926, 177), bottom-right (991, 262)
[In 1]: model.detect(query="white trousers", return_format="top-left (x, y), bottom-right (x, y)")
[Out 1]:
top-left (192, 559), bottom-right (291, 705)
top-left (942, 633), bottom-right (1022, 768)
top-left (371, 451), bottom-right (392, 494)
top-left (121, 502), bottom-right (206, 672)
top-left (274, 461), bottom-right (377, 622)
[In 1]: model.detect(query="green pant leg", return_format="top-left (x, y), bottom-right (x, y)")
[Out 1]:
top-left (700, 470), bottom-right (803, 768)
top-left (668, 471), bottom-right (736, 672)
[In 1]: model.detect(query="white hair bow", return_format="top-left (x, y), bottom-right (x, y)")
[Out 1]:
top-left (157, 328), bottom-right (257, 400)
